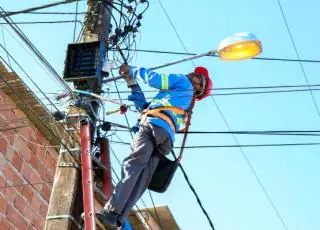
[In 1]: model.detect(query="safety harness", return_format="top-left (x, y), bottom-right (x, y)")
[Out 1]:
top-left (148, 94), bottom-right (196, 193)
top-left (140, 106), bottom-right (188, 133)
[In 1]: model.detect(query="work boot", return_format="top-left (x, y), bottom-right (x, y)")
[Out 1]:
top-left (96, 209), bottom-right (119, 230)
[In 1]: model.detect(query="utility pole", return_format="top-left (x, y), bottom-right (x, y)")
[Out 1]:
top-left (45, 1), bottom-right (113, 229)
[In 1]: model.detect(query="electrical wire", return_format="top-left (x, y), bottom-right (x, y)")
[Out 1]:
top-left (73, 0), bottom-right (79, 42)
top-left (115, 129), bottom-right (320, 137)
top-left (277, 0), bottom-right (320, 122)
top-left (1, 11), bottom-right (87, 15)
top-left (157, 0), bottom-right (195, 67)
top-left (211, 96), bottom-right (289, 230)
top-left (171, 150), bottom-right (216, 229)
top-left (155, 2), bottom-right (288, 228)
top-left (0, 6), bottom-right (72, 93)
top-left (0, 44), bottom-right (61, 113)
top-left (117, 48), bottom-right (320, 63)
top-left (0, 20), bottom-right (84, 25)
top-left (0, 55), bottom-right (83, 168)
top-left (110, 140), bottom-right (320, 149)
top-left (101, 83), bottom-right (320, 95)
top-left (0, 0), bottom-right (84, 17)
top-left (0, 24), bottom-right (11, 67)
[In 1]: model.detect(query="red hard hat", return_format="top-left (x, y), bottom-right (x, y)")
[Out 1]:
top-left (194, 66), bottom-right (213, 100)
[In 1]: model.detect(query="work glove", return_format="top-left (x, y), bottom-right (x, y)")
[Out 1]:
top-left (119, 63), bottom-right (137, 87)
top-left (131, 121), bottom-right (140, 134)
top-left (128, 84), bottom-right (148, 112)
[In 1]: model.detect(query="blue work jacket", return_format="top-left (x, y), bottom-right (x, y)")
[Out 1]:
top-left (129, 67), bottom-right (193, 142)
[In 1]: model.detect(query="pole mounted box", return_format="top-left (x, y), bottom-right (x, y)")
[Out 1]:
top-left (63, 41), bottom-right (104, 91)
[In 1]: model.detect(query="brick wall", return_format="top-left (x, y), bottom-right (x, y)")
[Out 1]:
top-left (0, 89), bottom-right (59, 229)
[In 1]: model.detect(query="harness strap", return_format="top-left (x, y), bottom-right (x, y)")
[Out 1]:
top-left (141, 93), bottom-right (196, 162)
top-left (177, 94), bottom-right (196, 162)
top-left (141, 106), bottom-right (190, 132)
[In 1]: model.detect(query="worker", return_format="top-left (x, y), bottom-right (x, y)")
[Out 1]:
top-left (96, 64), bottom-right (213, 228)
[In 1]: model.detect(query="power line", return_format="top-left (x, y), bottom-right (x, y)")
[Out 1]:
top-left (103, 83), bottom-right (320, 94)
top-left (118, 48), bottom-right (320, 64)
top-left (73, 0), bottom-right (80, 42)
top-left (110, 140), bottom-right (320, 149)
top-left (277, 0), bottom-right (320, 121)
top-left (172, 151), bottom-right (216, 230)
top-left (1, 11), bottom-right (87, 15)
top-left (117, 129), bottom-right (320, 137)
top-left (157, 0), bottom-right (195, 67)
top-left (0, 24), bottom-right (11, 67)
top-left (0, 20), bottom-right (83, 25)
top-left (104, 87), bottom-right (320, 102)
top-left (174, 142), bottom-right (320, 149)
top-left (0, 6), bottom-right (72, 93)
top-left (0, 0), bottom-right (84, 17)
top-left (210, 96), bottom-right (289, 230)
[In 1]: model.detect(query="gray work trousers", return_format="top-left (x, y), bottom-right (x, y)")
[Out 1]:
top-left (104, 122), bottom-right (172, 223)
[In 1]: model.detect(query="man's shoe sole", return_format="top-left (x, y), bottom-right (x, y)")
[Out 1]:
top-left (96, 213), bottom-right (118, 230)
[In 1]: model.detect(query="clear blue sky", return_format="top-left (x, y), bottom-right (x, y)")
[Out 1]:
top-left (1, 1), bottom-right (320, 230)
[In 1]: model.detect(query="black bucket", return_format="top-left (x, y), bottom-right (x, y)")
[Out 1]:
top-left (148, 153), bottom-right (179, 193)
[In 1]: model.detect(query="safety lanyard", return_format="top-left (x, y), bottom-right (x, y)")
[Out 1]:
top-left (177, 93), bottom-right (196, 162)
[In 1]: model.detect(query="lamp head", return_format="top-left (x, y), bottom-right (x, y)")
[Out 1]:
top-left (218, 32), bottom-right (262, 60)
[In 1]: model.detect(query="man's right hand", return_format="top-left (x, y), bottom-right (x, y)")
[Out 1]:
top-left (119, 64), bottom-right (130, 76)
top-left (119, 64), bottom-right (137, 87)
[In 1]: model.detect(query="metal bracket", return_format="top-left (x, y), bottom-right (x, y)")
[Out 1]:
top-left (57, 162), bottom-right (80, 168)
top-left (46, 215), bottom-right (81, 229)
top-left (60, 148), bottom-right (81, 154)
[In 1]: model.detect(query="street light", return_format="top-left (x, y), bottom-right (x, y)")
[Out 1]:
top-left (218, 32), bottom-right (262, 61)
top-left (104, 32), bottom-right (262, 82)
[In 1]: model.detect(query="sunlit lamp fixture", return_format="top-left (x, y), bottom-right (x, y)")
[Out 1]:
top-left (218, 32), bottom-right (262, 60)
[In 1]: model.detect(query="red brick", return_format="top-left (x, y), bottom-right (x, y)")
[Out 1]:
top-left (40, 184), bottom-right (51, 202)
top-left (21, 162), bottom-right (41, 184)
top-left (11, 152), bottom-right (23, 171)
top-left (45, 153), bottom-right (57, 174)
top-left (4, 187), bottom-right (19, 204)
top-left (0, 193), bottom-right (9, 215)
top-left (31, 212), bottom-right (45, 229)
top-left (22, 186), bottom-right (34, 204)
top-left (30, 193), bottom-right (44, 213)
top-left (4, 130), bottom-right (16, 144)
top-left (39, 202), bottom-right (48, 218)
top-left (0, 173), bottom-right (5, 187)
top-left (0, 217), bottom-right (16, 230)
top-left (11, 108), bottom-right (26, 119)
top-left (13, 135), bottom-right (32, 161)
top-left (14, 194), bottom-right (28, 216)
top-left (0, 137), bottom-right (8, 154)
top-left (4, 145), bottom-right (15, 162)
top-left (27, 224), bottom-right (37, 230)
top-left (18, 127), bottom-right (33, 140)
top-left (2, 163), bottom-right (24, 187)
top-left (37, 148), bottom-right (45, 162)
top-left (20, 147), bottom-right (33, 163)
top-left (7, 205), bottom-right (28, 230)
top-left (29, 154), bottom-right (40, 171)
top-left (38, 164), bottom-right (49, 181)
top-left (26, 141), bottom-right (39, 157)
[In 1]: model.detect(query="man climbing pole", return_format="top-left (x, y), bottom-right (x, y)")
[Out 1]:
top-left (96, 63), bottom-right (213, 228)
